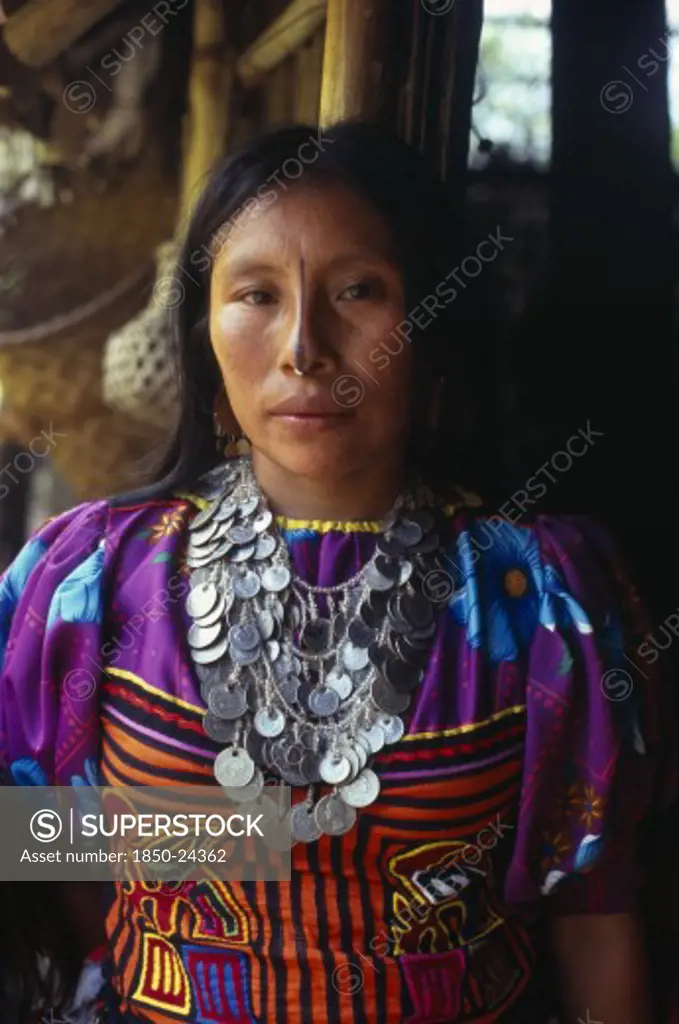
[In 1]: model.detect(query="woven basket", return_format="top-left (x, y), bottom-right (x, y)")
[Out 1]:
top-left (101, 239), bottom-right (181, 432)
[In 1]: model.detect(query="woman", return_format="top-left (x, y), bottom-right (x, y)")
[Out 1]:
top-left (0, 121), bottom-right (672, 1022)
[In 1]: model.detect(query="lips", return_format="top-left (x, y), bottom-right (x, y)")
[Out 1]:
top-left (269, 394), bottom-right (352, 417)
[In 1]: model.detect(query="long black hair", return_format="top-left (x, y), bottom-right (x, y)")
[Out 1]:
top-left (111, 119), bottom-right (482, 507)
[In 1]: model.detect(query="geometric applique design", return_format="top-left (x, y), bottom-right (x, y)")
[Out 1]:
top-left (182, 945), bottom-right (256, 1023)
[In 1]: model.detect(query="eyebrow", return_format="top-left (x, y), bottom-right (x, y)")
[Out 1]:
top-left (219, 250), bottom-right (399, 280)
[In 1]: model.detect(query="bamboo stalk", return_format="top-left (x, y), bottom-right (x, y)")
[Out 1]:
top-left (2, 0), bottom-right (127, 69)
top-left (179, 0), bottom-right (233, 218)
top-left (237, 0), bottom-right (326, 87)
top-left (319, 0), bottom-right (389, 125)
top-left (294, 29), bottom-right (324, 123)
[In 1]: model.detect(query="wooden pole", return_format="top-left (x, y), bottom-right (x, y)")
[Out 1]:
top-left (237, 0), bottom-right (326, 87)
top-left (179, 0), bottom-right (233, 218)
top-left (319, 0), bottom-right (389, 126)
top-left (294, 30), bottom-right (324, 124)
top-left (2, 0), bottom-right (127, 69)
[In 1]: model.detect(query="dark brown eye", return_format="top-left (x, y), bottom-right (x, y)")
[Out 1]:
top-left (339, 281), bottom-right (373, 300)
top-left (242, 290), bottom-right (274, 306)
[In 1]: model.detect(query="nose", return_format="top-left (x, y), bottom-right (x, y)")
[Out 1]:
top-left (280, 259), bottom-right (338, 378)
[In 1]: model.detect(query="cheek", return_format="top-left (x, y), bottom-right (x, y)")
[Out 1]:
top-left (209, 304), bottom-right (267, 382)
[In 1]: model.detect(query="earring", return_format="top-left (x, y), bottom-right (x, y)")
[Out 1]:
top-left (213, 406), bottom-right (250, 458)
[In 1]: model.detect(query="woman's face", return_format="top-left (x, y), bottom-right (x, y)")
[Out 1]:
top-left (208, 180), bottom-right (414, 482)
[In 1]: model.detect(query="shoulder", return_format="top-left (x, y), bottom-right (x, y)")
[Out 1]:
top-left (0, 499), bottom-right (108, 600)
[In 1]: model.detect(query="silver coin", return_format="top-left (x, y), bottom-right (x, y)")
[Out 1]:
top-left (189, 502), bottom-right (220, 531)
top-left (273, 653), bottom-right (294, 680)
top-left (326, 670), bottom-right (353, 700)
top-left (364, 563), bottom-right (395, 592)
top-left (210, 538), bottom-right (236, 561)
top-left (347, 619), bottom-right (374, 648)
top-left (383, 656), bottom-right (422, 693)
top-left (299, 726), bottom-right (317, 751)
top-left (358, 722), bottom-right (386, 753)
top-left (229, 623), bottom-right (261, 652)
top-left (229, 524), bottom-right (257, 545)
top-left (340, 768), bottom-right (381, 808)
top-left (214, 501), bottom-right (237, 522)
top-left (391, 520), bottom-right (423, 547)
top-left (319, 751), bottom-right (351, 785)
top-left (190, 565), bottom-right (213, 587)
top-left (231, 543), bottom-right (256, 562)
top-left (398, 561), bottom-right (414, 585)
top-left (186, 581), bottom-right (219, 619)
top-left (196, 659), bottom-right (224, 692)
top-left (238, 496), bottom-right (260, 517)
top-left (233, 570), bottom-right (261, 600)
top-left (203, 714), bottom-right (239, 744)
top-left (342, 643), bottom-right (369, 672)
top-left (354, 732), bottom-right (372, 762)
top-left (308, 686), bottom-right (340, 717)
top-left (231, 644), bottom-right (261, 666)
top-left (191, 519), bottom-right (221, 546)
top-left (226, 767), bottom-right (264, 803)
top-left (408, 508), bottom-right (435, 532)
top-left (191, 636), bottom-right (229, 664)
top-left (266, 639), bottom-right (281, 662)
top-left (400, 592), bottom-right (433, 630)
top-left (207, 685), bottom-right (247, 720)
top-left (278, 760), bottom-right (309, 788)
top-left (374, 555), bottom-right (401, 581)
top-left (194, 593), bottom-right (227, 628)
top-left (352, 739), bottom-right (368, 771)
top-left (339, 743), bottom-right (361, 782)
top-left (290, 802), bottom-right (322, 843)
top-left (314, 794), bottom-right (357, 836)
top-left (214, 745), bottom-right (255, 788)
top-left (253, 508), bottom-right (273, 533)
top-left (371, 676), bottom-right (410, 715)
top-left (300, 619), bottom-right (331, 653)
top-left (254, 706), bottom-right (285, 737)
top-left (188, 620), bottom-right (223, 650)
top-left (187, 548), bottom-right (219, 570)
top-left (377, 714), bottom-right (405, 744)
top-left (257, 609), bottom-right (275, 640)
top-left (254, 534), bottom-right (277, 560)
top-left (262, 566), bottom-right (291, 592)
top-left (277, 675), bottom-right (301, 704)
top-left (377, 534), bottom-right (405, 557)
top-left (285, 605), bottom-right (302, 631)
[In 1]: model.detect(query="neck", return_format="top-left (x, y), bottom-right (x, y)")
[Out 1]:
top-left (250, 450), bottom-right (408, 522)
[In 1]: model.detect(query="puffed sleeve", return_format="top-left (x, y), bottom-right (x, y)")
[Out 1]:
top-left (504, 515), bottom-right (675, 915)
top-left (0, 500), bottom-right (109, 786)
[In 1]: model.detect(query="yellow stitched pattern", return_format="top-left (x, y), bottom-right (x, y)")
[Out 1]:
top-left (403, 704), bottom-right (526, 742)
top-left (175, 491), bottom-right (476, 533)
top-left (106, 666), bottom-right (206, 716)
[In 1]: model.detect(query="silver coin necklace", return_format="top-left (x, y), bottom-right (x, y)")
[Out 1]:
top-left (185, 456), bottom-right (449, 847)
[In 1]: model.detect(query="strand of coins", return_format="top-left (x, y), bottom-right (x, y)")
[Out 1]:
top-left (185, 457), bottom-right (449, 846)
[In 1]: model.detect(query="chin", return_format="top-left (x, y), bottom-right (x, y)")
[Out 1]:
top-left (262, 436), bottom-right (372, 482)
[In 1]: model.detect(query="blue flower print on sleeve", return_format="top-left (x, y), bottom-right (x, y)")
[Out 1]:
top-left (0, 537), bottom-right (48, 671)
top-left (10, 756), bottom-right (49, 786)
top-left (46, 542), bottom-right (105, 629)
top-left (447, 521), bottom-right (546, 662)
